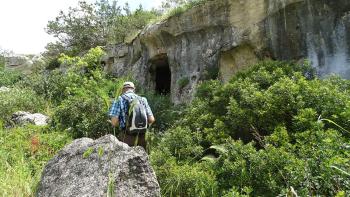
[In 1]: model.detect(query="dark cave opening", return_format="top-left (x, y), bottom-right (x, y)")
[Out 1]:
top-left (150, 54), bottom-right (171, 95)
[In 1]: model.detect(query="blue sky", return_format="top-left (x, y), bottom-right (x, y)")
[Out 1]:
top-left (0, 0), bottom-right (162, 54)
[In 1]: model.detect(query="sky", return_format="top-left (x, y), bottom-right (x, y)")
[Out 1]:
top-left (0, 0), bottom-right (162, 55)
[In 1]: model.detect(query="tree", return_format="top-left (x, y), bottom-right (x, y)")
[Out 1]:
top-left (46, 0), bottom-right (121, 56)
top-left (45, 0), bottom-right (159, 58)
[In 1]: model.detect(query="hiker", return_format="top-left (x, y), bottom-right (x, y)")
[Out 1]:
top-left (109, 81), bottom-right (155, 150)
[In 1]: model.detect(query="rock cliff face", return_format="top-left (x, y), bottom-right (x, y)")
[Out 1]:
top-left (102, 0), bottom-right (350, 103)
top-left (37, 135), bottom-right (160, 197)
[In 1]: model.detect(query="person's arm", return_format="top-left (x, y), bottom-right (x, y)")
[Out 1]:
top-left (148, 115), bottom-right (155, 124)
top-left (111, 116), bottom-right (119, 127)
top-left (109, 97), bottom-right (122, 127)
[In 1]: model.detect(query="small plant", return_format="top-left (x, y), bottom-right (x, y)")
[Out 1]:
top-left (177, 77), bottom-right (190, 89)
top-left (98, 146), bottom-right (104, 158)
top-left (107, 172), bottom-right (115, 197)
top-left (83, 147), bottom-right (94, 159)
top-left (0, 69), bottom-right (23, 86)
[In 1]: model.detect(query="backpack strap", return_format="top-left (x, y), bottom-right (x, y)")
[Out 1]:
top-left (121, 94), bottom-right (132, 103)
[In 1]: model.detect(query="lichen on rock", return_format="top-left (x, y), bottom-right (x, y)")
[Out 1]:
top-left (37, 135), bottom-right (160, 197)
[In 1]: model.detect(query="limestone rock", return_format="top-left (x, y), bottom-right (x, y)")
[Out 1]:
top-left (0, 86), bottom-right (10, 92)
top-left (37, 135), bottom-right (161, 197)
top-left (11, 111), bottom-right (49, 126)
top-left (102, 0), bottom-right (350, 104)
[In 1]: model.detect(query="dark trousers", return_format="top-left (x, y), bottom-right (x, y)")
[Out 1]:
top-left (118, 132), bottom-right (147, 150)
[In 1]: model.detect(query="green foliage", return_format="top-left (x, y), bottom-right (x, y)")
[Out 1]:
top-left (0, 126), bottom-right (72, 196)
top-left (0, 54), bottom-right (5, 70)
top-left (160, 0), bottom-right (211, 18)
top-left (0, 48), bottom-right (11, 70)
top-left (98, 146), bottom-right (104, 158)
top-left (53, 92), bottom-right (112, 138)
top-left (45, 1), bottom-right (159, 57)
top-left (83, 147), bottom-right (94, 159)
top-left (155, 161), bottom-right (218, 196)
top-left (107, 172), bottom-right (115, 197)
top-left (46, 47), bottom-right (121, 138)
top-left (0, 87), bottom-right (45, 123)
top-left (142, 92), bottom-right (183, 132)
top-left (0, 69), bottom-right (23, 87)
top-left (177, 77), bottom-right (190, 89)
top-left (151, 60), bottom-right (350, 196)
top-left (117, 6), bottom-right (160, 44)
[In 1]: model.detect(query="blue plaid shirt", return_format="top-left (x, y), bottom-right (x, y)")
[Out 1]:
top-left (109, 90), bottom-right (153, 130)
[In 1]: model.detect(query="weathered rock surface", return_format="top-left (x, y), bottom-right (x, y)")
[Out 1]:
top-left (11, 111), bottom-right (49, 126)
top-left (102, 0), bottom-right (350, 104)
top-left (37, 135), bottom-right (160, 197)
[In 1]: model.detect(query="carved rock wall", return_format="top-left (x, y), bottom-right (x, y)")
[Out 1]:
top-left (103, 0), bottom-right (350, 104)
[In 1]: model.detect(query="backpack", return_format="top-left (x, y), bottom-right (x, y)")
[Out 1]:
top-left (122, 94), bottom-right (148, 134)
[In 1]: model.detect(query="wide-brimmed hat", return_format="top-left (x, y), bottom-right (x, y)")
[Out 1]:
top-left (123, 81), bottom-right (135, 89)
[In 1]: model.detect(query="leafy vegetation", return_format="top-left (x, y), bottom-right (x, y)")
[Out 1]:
top-left (158, 0), bottom-right (212, 20)
top-left (150, 61), bottom-right (350, 196)
top-left (0, 69), bottom-right (23, 87)
top-left (0, 87), bottom-right (46, 124)
top-left (1, 0), bottom-right (350, 196)
top-left (45, 0), bottom-right (159, 57)
top-left (177, 77), bottom-right (190, 89)
top-left (0, 125), bottom-right (72, 196)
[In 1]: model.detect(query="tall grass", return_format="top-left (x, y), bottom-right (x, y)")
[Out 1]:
top-left (0, 126), bottom-right (72, 196)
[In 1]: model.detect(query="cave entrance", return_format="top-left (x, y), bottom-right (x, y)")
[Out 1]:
top-left (150, 54), bottom-right (171, 95)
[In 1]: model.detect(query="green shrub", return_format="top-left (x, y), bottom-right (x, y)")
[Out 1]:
top-left (0, 88), bottom-right (45, 122)
top-left (155, 161), bottom-right (218, 197)
top-left (163, 0), bottom-right (211, 18)
top-left (177, 77), bottom-right (190, 89)
top-left (53, 93), bottom-right (112, 138)
top-left (0, 70), bottom-right (23, 87)
top-left (151, 60), bottom-right (350, 196)
top-left (141, 92), bottom-right (183, 132)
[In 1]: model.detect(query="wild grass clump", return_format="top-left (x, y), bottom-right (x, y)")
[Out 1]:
top-left (0, 87), bottom-right (46, 123)
top-left (0, 126), bottom-right (72, 196)
top-left (0, 69), bottom-right (23, 87)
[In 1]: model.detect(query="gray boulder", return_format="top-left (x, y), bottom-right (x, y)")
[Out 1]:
top-left (11, 111), bottom-right (49, 126)
top-left (37, 135), bottom-right (161, 197)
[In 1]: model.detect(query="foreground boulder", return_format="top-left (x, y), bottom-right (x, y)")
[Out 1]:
top-left (11, 111), bottom-right (49, 126)
top-left (37, 135), bottom-right (160, 197)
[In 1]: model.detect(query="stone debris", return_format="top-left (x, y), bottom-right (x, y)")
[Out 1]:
top-left (11, 111), bottom-right (49, 126)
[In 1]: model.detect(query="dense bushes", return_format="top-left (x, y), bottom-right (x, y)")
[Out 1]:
top-left (0, 70), bottom-right (23, 87)
top-left (151, 61), bottom-right (350, 196)
top-left (40, 47), bottom-right (121, 138)
top-left (2, 44), bottom-right (349, 197)
top-left (0, 88), bottom-right (46, 123)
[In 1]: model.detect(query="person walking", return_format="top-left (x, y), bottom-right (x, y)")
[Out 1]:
top-left (109, 81), bottom-right (155, 150)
